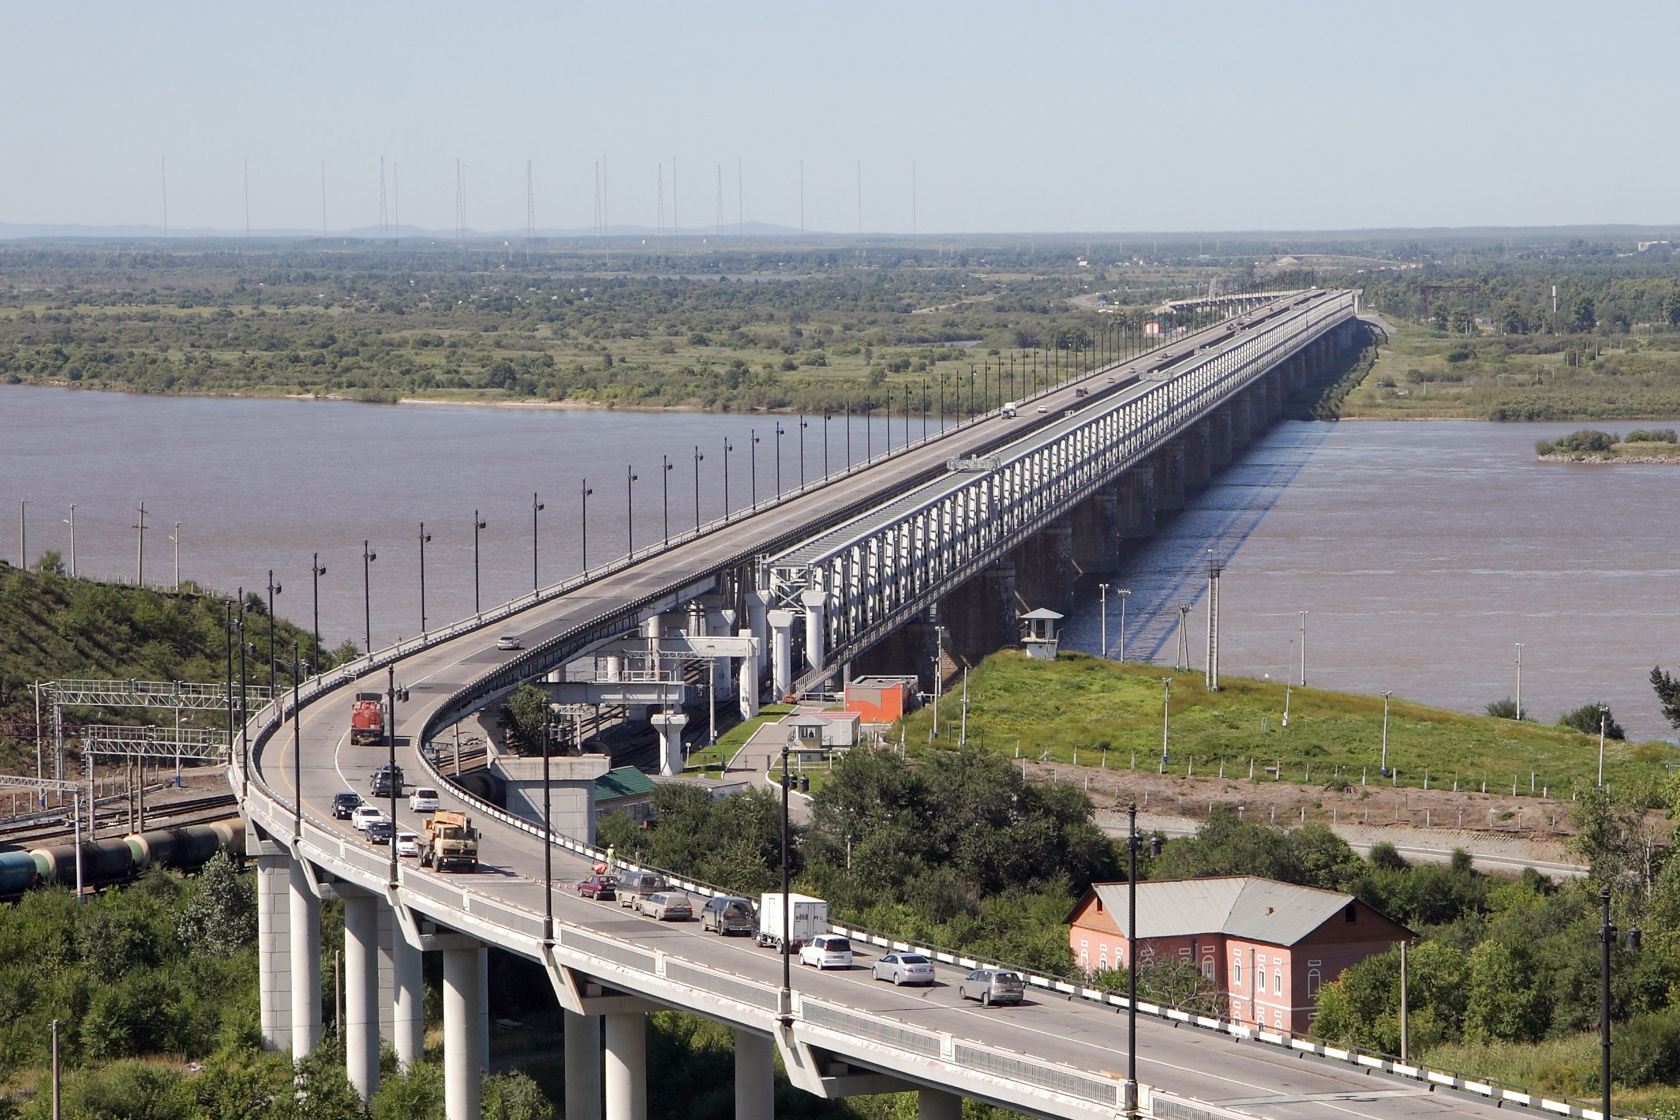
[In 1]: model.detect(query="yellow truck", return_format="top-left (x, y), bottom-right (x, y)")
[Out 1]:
top-left (420, 810), bottom-right (479, 872)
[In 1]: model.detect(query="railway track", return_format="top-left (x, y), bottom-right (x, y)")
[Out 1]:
top-left (0, 791), bottom-right (238, 848)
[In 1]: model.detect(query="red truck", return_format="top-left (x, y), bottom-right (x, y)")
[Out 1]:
top-left (349, 692), bottom-right (386, 745)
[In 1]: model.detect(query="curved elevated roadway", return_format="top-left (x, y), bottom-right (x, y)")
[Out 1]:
top-left (236, 292), bottom-right (1570, 1120)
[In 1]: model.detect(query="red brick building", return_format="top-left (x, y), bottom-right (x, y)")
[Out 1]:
top-left (1067, 876), bottom-right (1411, 1034)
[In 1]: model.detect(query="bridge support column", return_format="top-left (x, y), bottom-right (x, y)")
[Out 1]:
top-left (287, 859), bottom-right (322, 1059)
top-left (737, 632), bottom-right (759, 719)
top-left (734, 1028), bottom-right (774, 1120)
top-left (390, 918), bottom-right (424, 1068)
top-left (1207, 407), bottom-right (1234, 470)
top-left (343, 892), bottom-right (380, 1101)
top-left (1117, 470), bottom-right (1154, 540)
top-left (255, 845), bottom-right (291, 1051)
top-left (919, 1088), bottom-right (963, 1120)
top-left (564, 1009), bottom-right (603, 1120)
top-left (1012, 519), bottom-right (1074, 616)
top-left (1071, 489), bottom-right (1121, 574)
top-left (604, 1012), bottom-right (648, 1120)
top-left (442, 944), bottom-right (486, 1120)
top-left (768, 609), bottom-right (795, 701)
top-left (653, 711), bottom-right (688, 777)
top-left (747, 589), bottom-right (770, 678)
top-left (800, 589), bottom-right (828, 676)
top-left (1151, 444), bottom-right (1186, 514)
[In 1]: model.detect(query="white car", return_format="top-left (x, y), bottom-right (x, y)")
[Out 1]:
top-left (351, 805), bottom-right (385, 832)
top-left (408, 787), bottom-right (440, 812)
top-left (395, 831), bottom-right (420, 858)
top-left (496, 634), bottom-right (522, 650)
top-left (798, 934), bottom-right (853, 970)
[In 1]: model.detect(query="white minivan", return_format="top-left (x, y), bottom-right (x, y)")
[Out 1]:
top-left (408, 787), bottom-right (440, 812)
top-left (798, 933), bottom-right (853, 970)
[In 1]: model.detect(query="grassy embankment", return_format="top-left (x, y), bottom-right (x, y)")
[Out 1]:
top-left (1339, 321), bottom-right (1680, 421)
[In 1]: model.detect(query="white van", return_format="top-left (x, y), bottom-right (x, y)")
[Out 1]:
top-left (798, 933), bottom-right (853, 970)
top-left (408, 787), bottom-right (440, 812)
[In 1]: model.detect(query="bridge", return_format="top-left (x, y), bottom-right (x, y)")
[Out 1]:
top-left (229, 290), bottom-right (1569, 1120)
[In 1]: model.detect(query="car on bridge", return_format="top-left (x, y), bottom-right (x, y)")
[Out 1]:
top-left (408, 787), bottom-right (440, 812)
top-left (351, 805), bottom-right (385, 832)
top-left (798, 934), bottom-right (853, 970)
top-left (577, 874), bottom-right (617, 900)
top-left (617, 870), bottom-right (667, 910)
top-left (639, 892), bottom-right (694, 921)
top-left (871, 952), bottom-right (936, 986)
top-left (395, 831), bottom-right (420, 858)
top-left (366, 819), bottom-right (395, 845)
top-left (958, 968), bottom-right (1025, 1007)
top-left (700, 895), bottom-right (755, 935)
top-left (495, 634), bottom-right (522, 650)
top-left (332, 792), bottom-right (362, 819)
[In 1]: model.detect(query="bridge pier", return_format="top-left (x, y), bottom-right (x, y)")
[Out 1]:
top-left (1071, 489), bottom-right (1121, 574)
top-left (768, 609), bottom-right (796, 700)
top-left (563, 1009), bottom-right (604, 1120)
top-left (343, 891), bottom-right (381, 1100)
top-left (390, 912), bottom-right (424, 1067)
top-left (653, 710), bottom-right (688, 777)
top-left (1011, 519), bottom-right (1074, 616)
top-left (442, 943), bottom-right (487, 1120)
top-left (737, 628), bottom-right (760, 718)
top-left (604, 1011), bottom-right (648, 1120)
top-left (735, 1028), bottom-right (774, 1120)
top-left (288, 859), bottom-right (323, 1058)
top-left (1151, 444), bottom-right (1187, 515)
top-left (919, 1088), bottom-right (963, 1120)
top-left (255, 842), bottom-right (292, 1051)
top-left (801, 589), bottom-right (828, 676)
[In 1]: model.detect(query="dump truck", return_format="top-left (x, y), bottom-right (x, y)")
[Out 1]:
top-left (756, 891), bottom-right (828, 950)
top-left (420, 810), bottom-right (479, 872)
top-left (349, 693), bottom-right (385, 745)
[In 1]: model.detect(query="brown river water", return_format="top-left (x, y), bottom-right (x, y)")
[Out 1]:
top-left (3, 385), bottom-right (1676, 743)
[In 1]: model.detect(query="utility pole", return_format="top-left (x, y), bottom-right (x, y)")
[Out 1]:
top-left (1098, 583), bottom-right (1109, 658)
top-left (1298, 610), bottom-right (1309, 687)
top-left (1513, 643), bottom-right (1524, 721)
top-left (1205, 551), bottom-right (1223, 690)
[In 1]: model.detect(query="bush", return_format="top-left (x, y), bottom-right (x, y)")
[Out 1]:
top-left (1625, 428), bottom-right (1677, 444)
top-left (1557, 703), bottom-right (1624, 740)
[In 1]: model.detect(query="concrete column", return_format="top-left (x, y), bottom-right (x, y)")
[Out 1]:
top-left (255, 850), bottom-right (291, 1051)
top-left (746, 589), bottom-right (770, 676)
top-left (478, 948), bottom-right (491, 1076)
top-left (442, 945), bottom-right (485, 1120)
top-left (768, 609), bottom-right (796, 700)
top-left (391, 923), bottom-right (424, 1068)
top-left (736, 631), bottom-right (759, 719)
top-left (653, 711), bottom-right (688, 777)
top-left (287, 859), bottom-right (322, 1058)
top-left (603, 1012), bottom-right (648, 1120)
top-left (343, 893), bottom-right (380, 1100)
top-left (918, 1088), bottom-right (963, 1120)
top-left (564, 1009), bottom-right (603, 1120)
top-left (800, 589), bottom-right (827, 673)
top-left (734, 1028), bottom-right (774, 1120)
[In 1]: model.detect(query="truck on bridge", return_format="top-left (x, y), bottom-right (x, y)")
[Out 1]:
top-left (420, 811), bottom-right (479, 872)
top-left (349, 693), bottom-right (385, 745)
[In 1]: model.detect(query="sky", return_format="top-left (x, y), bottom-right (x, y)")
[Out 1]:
top-left (5, 0), bottom-right (1679, 236)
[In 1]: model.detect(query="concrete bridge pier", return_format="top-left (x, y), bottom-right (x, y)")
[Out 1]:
top-left (768, 610), bottom-right (796, 700)
top-left (1151, 444), bottom-right (1187, 516)
top-left (563, 1009), bottom-right (603, 1120)
top-left (936, 561), bottom-right (1017, 670)
top-left (442, 943), bottom-right (488, 1120)
top-left (801, 589), bottom-right (828, 674)
top-left (1117, 470), bottom-right (1155, 541)
top-left (287, 858), bottom-right (323, 1058)
top-left (653, 710), bottom-right (688, 777)
top-left (919, 1088), bottom-right (963, 1120)
top-left (1011, 519), bottom-right (1074, 616)
top-left (388, 912), bottom-right (424, 1068)
top-left (1182, 427), bottom-right (1213, 492)
top-left (1071, 489), bottom-right (1121, 574)
top-left (254, 841), bottom-right (292, 1051)
top-left (747, 590), bottom-right (770, 679)
top-left (734, 1028), bottom-right (774, 1120)
top-left (1207, 407), bottom-right (1234, 471)
top-left (604, 1012), bottom-right (649, 1120)
top-left (342, 890), bottom-right (381, 1100)
top-left (737, 629), bottom-right (760, 718)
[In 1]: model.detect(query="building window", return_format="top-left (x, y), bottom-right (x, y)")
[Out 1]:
top-left (1307, 969), bottom-right (1322, 998)
top-left (1233, 961), bottom-right (1242, 985)
top-left (1344, 903), bottom-right (1357, 923)
top-left (1273, 970), bottom-right (1282, 995)
top-left (1100, 946), bottom-right (1109, 971)
top-left (1202, 958), bottom-right (1215, 980)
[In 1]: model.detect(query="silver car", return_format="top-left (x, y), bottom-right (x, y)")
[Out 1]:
top-left (639, 891), bottom-right (695, 921)
top-left (958, 968), bottom-right (1026, 1006)
top-left (871, 952), bottom-right (936, 986)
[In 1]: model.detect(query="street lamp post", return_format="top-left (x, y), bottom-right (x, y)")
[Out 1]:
top-left (625, 466), bottom-right (639, 556)
top-left (822, 411), bottom-right (832, 476)
top-left (692, 446), bottom-right (704, 531)
top-left (266, 570), bottom-right (283, 695)
top-left (1380, 691), bottom-right (1393, 775)
top-left (798, 415), bottom-right (807, 488)
top-left (1598, 705), bottom-right (1609, 789)
top-left (1117, 589), bottom-right (1131, 662)
top-left (778, 734), bottom-right (794, 1024)
top-left (722, 440), bottom-right (733, 521)
top-left (311, 554), bottom-right (327, 673)
top-left (472, 512), bottom-right (486, 614)
top-left (661, 454), bottom-right (673, 544)
top-left (134, 501), bottom-right (147, 585)
top-left (543, 707), bottom-right (554, 943)
top-left (417, 523), bottom-right (432, 633)
top-left (774, 423), bottom-right (785, 499)
top-left (1160, 678), bottom-right (1172, 765)
top-left (171, 522), bottom-right (181, 590)
top-left (749, 430), bottom-right (760, 507)
top-left (1098, 583), bottom-right (1110, 658)
top-left (1123, 802), bottom-right (1160, 1120)
top-left (1298, 610), bottom-right (1308, 687)
top-left (16, 499), bottom-right (24, 571)
top-left (1600, 885), bottom-right (1642, 1120)
top-left (362, 541), bottom-right (377, 653)
top-left (531, 493), bottom-right (544, 592)
top-left (64, 505), bottom-right (76, 578)
top-left (580, 480), bottom-right (592, 572)
top-left (1514, 643), bottom-right (1525, 721)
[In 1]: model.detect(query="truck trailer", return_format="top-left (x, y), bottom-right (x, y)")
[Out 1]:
top-left (756, 891), bottom-right (828, 950)
top-left (349, 693), bottom-right (385, 745)
top-left (421, 810), bottom-right (479, 872)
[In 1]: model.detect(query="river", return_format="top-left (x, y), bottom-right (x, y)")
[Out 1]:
top-left (4, 385), bottom-right (1676, 743)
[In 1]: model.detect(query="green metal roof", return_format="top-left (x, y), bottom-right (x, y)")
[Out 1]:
top-left (595, 766), bottom-right (655, 801)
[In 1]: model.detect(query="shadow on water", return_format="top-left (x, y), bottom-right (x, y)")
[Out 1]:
top-left (1062, 422), bottom-right (1337, 663)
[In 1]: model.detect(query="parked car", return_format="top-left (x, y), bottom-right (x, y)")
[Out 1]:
top-left (577, 874), bottom-right (618, 901)
top-left (639, 892), bottom-right (694, 921)
top-left (408, 787), bottom-right (440, 812)
top-left (496, 634), bottom-right (522, 650)
top-left (366, 819), bottom-right (395, 845)
top-left (871, 952), bottom-right (936, 986)
top-left (617, 869), bottom-right (667, 910)
top-left (395, 831), bottom-right (420, 858)
top-left (332, 792), bottom-right (362, 819)
top-left (700, 895), bottom-right (755, 935)
top-left (351, 805), bottom-right (385, 832)
top-left (957, 968), bottom-right (1026, 1007)
top-left (798, 934), bottom-right (853, 970)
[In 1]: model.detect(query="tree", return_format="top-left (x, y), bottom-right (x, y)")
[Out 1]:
top-left (1569, 294), bottom-right (1598, 333)
top-left (1652, 666), bottom-right (1680, 731)
top-left (1465, 939), bottom-right (1550, 1042)
top-left (501, 684), bottom-right (551, 755)
top-left (1557, 702), bottom-right (1623, 740)
top-left (177, 850), bottom-right (257, 956)
top-left (1484, 697), bottom-right (1519, 719)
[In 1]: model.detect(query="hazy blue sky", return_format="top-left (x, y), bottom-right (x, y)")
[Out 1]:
top-left (5, 0), bottom-right (1676, 235)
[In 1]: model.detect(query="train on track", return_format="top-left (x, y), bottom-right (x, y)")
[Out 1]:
top-left (0, 817), bottom-right (244, 898)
